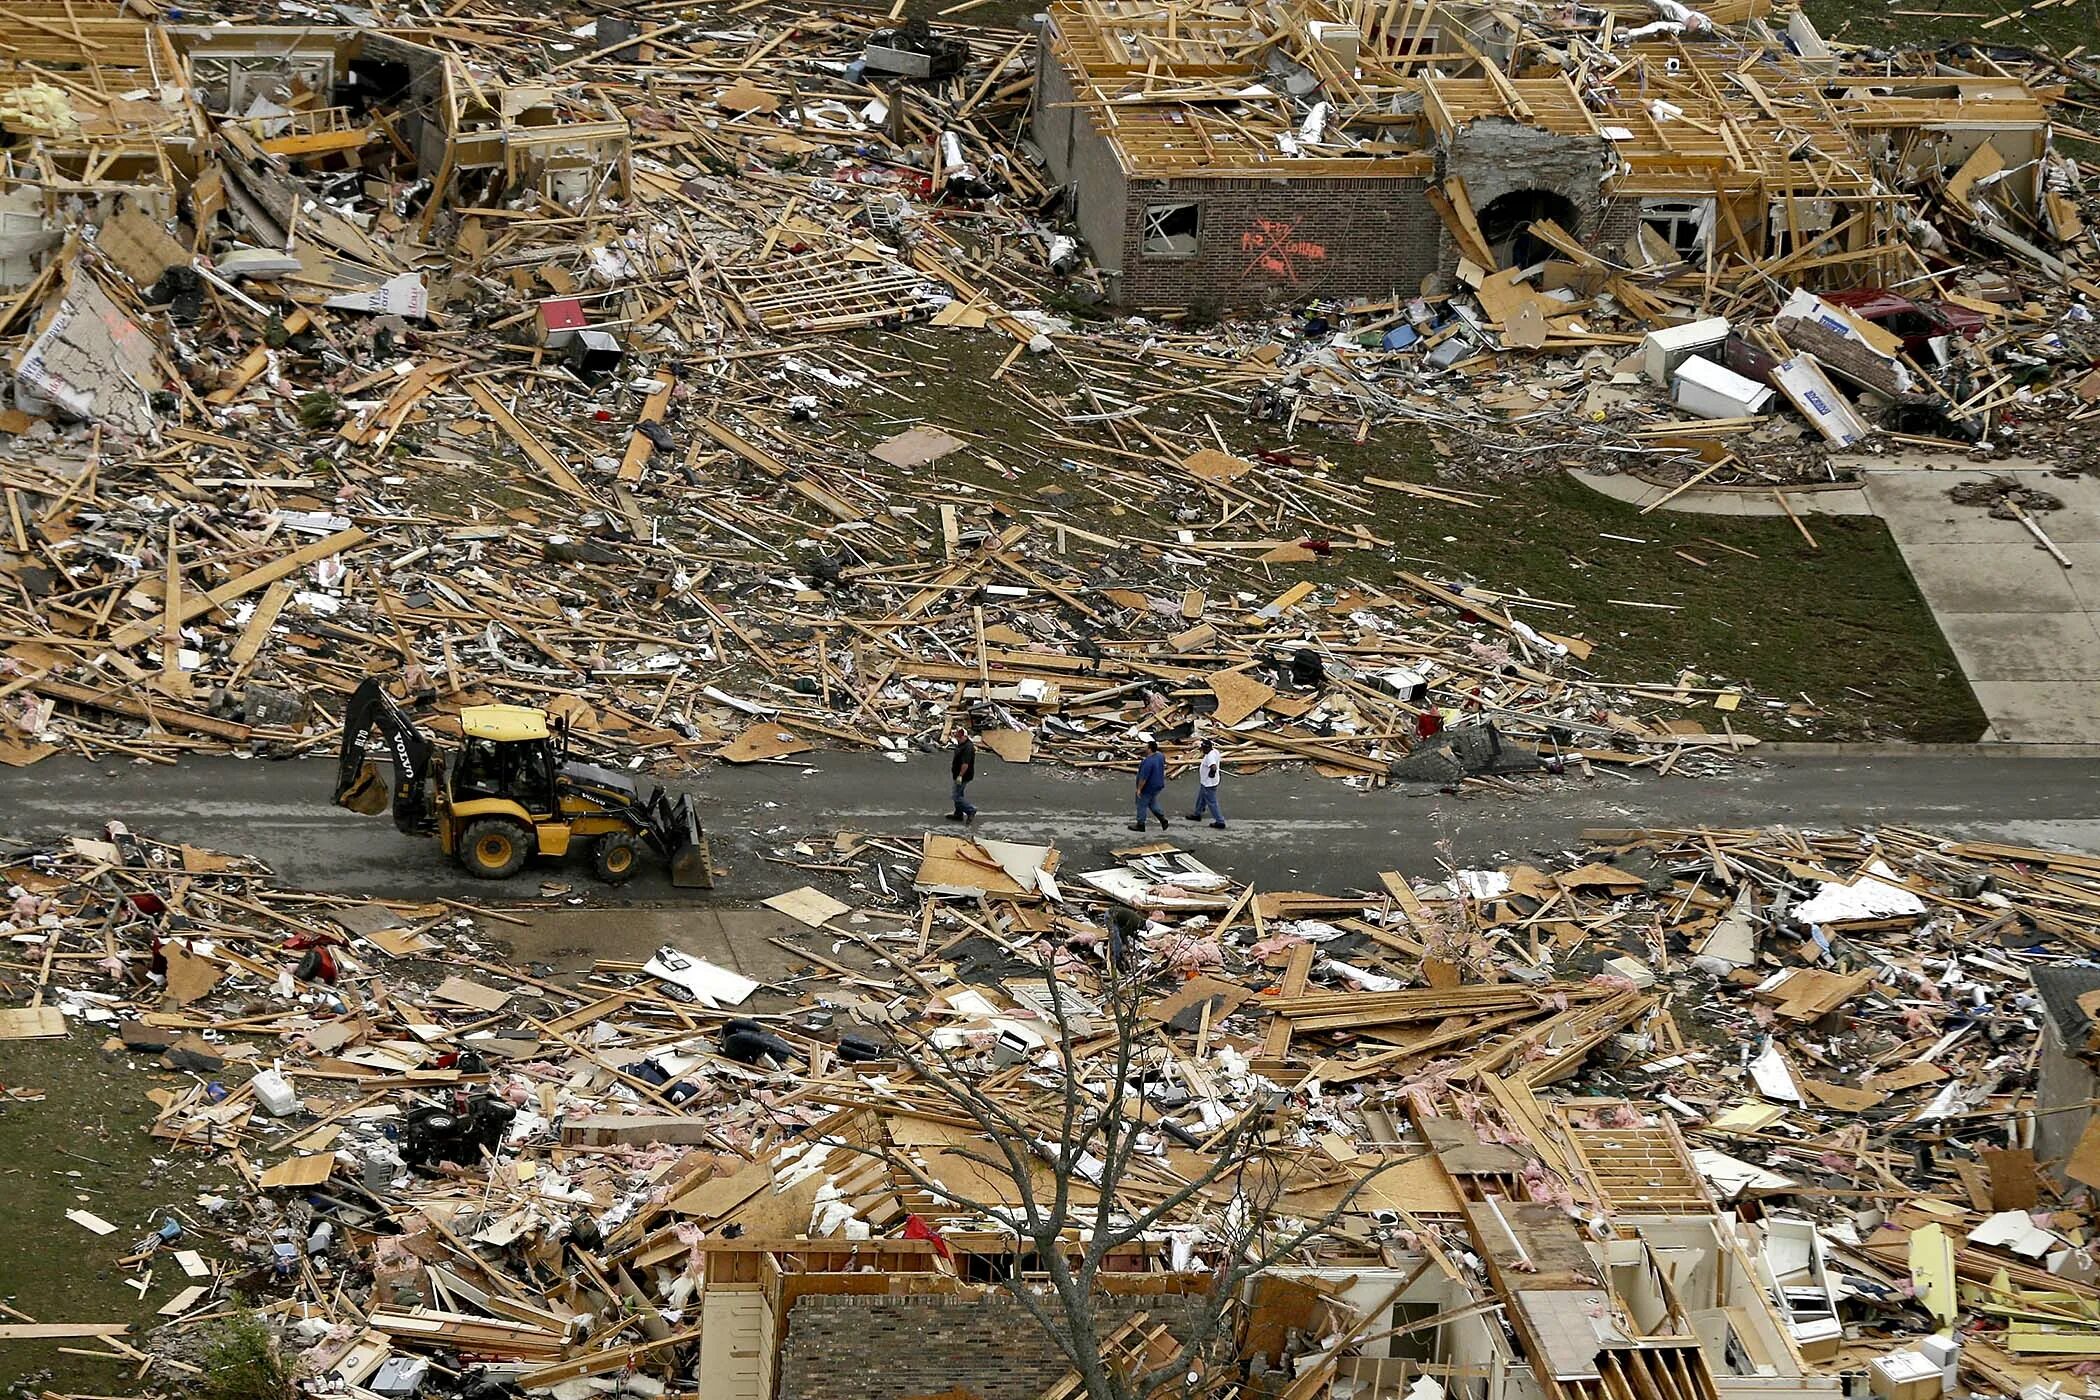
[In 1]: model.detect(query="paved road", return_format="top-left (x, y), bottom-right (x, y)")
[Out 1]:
top-left (4, 751), bottom-right (2100, 902)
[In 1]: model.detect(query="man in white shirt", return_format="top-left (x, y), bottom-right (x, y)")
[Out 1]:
top-left (1187, 737), bottom-right (1227, 829)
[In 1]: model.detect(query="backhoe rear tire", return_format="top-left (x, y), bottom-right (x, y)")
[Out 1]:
top-left (593, 831), bottom-right (641, 885)
top-left (460, 818), bottom-right (532, 880)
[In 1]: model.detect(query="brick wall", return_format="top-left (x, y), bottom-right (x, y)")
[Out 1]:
top-left (1113, 176), bottom-right (1439, 310)
top-left (776, 1289), bottom-right (1199, 1400)
top-left (1591, 201), bottom-right (1642, 262)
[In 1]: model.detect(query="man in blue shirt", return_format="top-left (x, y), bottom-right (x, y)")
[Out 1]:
top-left (1129, 739), bottom-right (1169, 832)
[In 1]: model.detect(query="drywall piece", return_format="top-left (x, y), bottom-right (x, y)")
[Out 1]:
top-left (326, 271), bottom-right (429, 318)
top-left (1693, 1147), bottom-right (1797, 1198)
top-left (1749, 1042), bottom-right (1801, 1102)
top-left (1794, 858), bottom-right (1926, 923)
top-left (644, 946), bottom-right (757, 1007)
top-left (1970, 1209), bottom-right (2058, 1259)
top-left (15, 265), bottom-right (160, 436)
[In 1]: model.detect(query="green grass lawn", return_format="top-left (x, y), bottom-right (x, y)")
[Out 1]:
top-left (826, 331), bottom-right (1987, 743)
top-left (1803, 0), bottom-right (2100, 55)
top-left (1329, 437), bottom-right (1988, 743)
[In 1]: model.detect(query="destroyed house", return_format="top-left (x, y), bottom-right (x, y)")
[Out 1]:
top-left (667, 1101), bottom-right (1835, 1400)
top-left (0, 5), bottom-right (632, 296)
top-left (1032, 0), bottom-right (2059, 309)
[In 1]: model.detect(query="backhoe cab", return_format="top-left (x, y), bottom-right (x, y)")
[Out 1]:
top-left (333, 678), bottom-right (712, 888)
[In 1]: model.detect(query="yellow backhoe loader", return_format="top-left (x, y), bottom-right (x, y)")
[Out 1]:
top-left (333, 678), bottom-right (712, 887)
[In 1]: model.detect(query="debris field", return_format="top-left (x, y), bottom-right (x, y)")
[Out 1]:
top-left (8, 821), bottom-right (2100, 1400)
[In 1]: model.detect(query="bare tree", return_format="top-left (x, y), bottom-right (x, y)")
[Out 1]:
top-left (796, 943), bottom-right (1397, 1400)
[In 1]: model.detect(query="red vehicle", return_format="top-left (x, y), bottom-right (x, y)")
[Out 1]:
top-left (1821, 289), bottom-right (1988, 355)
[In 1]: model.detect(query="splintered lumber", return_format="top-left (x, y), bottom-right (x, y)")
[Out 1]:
top-left (699, 418), bottom-right (861, 521)
top-left (366, 1309), bottom-right (566, 1359)
top-left (31, 678), bottom-right (256, 741)
top-left (514, 1324), bottom-right (708, 1386)
top-left (0, 1323), bottom-right (132, 1339)
top-left (106, 529), bottom-right (370, 652)
top-left (1271, 982), bottom-right (1614, 1032)
top-left (462, 379), bottom-right (594, 499)
top-left (619, 373), bottom-right (676, 484)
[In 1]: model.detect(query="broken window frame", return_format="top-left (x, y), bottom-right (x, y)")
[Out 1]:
top-left (1638, 198), bottom-right (1714, 259)
top-left (1140, 201), bottom-right (1201, 258)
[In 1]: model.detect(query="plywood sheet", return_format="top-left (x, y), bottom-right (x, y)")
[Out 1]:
top-left (430, 976), bottom-right (512, 1013)
top-left (1210, 670), bottom-right (1275, 727)
top-left (762, 886), bottom-right (852, 928)
top-left (260, 1152), bottom-right (337, 1188)
top-left (718, 723), bottom-right (814, 763)
top-left (914, 833), bottom-right (1033, 898)
top-left (0, 1005), bottom-right (66, 1039)
top-left (979, 728), bottom-right (1033, 763)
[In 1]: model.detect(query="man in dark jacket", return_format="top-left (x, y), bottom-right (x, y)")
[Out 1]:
top-left (1129, 738), bottom-right (1169, 832)
top-left (947, 725), bottom-right (978, 826)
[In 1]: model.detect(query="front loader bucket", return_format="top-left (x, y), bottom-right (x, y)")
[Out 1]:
top-left (663, 797), bottom-right (714, 889)
top-left (336, 761), bottom-right (390, 815)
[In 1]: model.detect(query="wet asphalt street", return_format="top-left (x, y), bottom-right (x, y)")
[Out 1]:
top-left (4, 750), bottom-right (2099, 902)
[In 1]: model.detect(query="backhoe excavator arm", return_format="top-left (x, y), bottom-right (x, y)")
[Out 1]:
top-left (335, 677), bottom-right (437, 834)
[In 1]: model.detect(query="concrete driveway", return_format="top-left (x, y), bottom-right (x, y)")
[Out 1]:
top-left (1861, 465), bottom-right (2100, 742)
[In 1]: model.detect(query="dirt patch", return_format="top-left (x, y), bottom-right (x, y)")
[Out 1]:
top-left (1949, 474), bottom-right (2064, 517)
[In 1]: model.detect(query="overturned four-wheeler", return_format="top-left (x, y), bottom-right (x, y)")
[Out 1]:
top-left (333, 677), bottom-right (712, 887)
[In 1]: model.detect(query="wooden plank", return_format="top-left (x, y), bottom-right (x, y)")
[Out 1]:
top-left (618, 373), bottom-right (676, 484)
top-left (32, 677), bottom-right (256, 741)
top-left (462, 379), bottom-right (594, 499)
top-left (1260, 942), bottom-right (1319, 1058)
top-left (107, 528), bottom-right (369, 651)
top-left (228, 579), bottom-right (294, 680)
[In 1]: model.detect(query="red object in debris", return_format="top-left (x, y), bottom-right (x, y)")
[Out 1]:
top-left (1416, 711), bottom-right (1444, 739)
top-left (1820, 289), bottom-right (1988, 356)
top-left (593, 409), bottom-right (612, 421)
top-left (1300, 539), bottom-right (1332, 556)
top-left (901, 1213), bottom-right (952, 1261)
top-left (536, 297), bottom-right (587, 347)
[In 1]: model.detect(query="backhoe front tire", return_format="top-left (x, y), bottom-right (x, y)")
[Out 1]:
top-left (593, 831), bottom-right (641, 884)
top-left (460, 818), bottom-right (532, 880)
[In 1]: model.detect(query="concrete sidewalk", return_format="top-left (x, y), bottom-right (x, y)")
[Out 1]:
top-left (1861, 465), bottom-right (2100, 743)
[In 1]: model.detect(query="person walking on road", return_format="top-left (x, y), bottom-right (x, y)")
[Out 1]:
top-left (1129, 739), bottom-right (1169, 832)
top-left (1188, 737), bottom-right (1227, 829)
top-left (947, 725), bottom-right (978, 826)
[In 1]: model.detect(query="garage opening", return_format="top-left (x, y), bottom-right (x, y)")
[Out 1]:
top-left (1475, 188), bottom-right (1579, 268)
